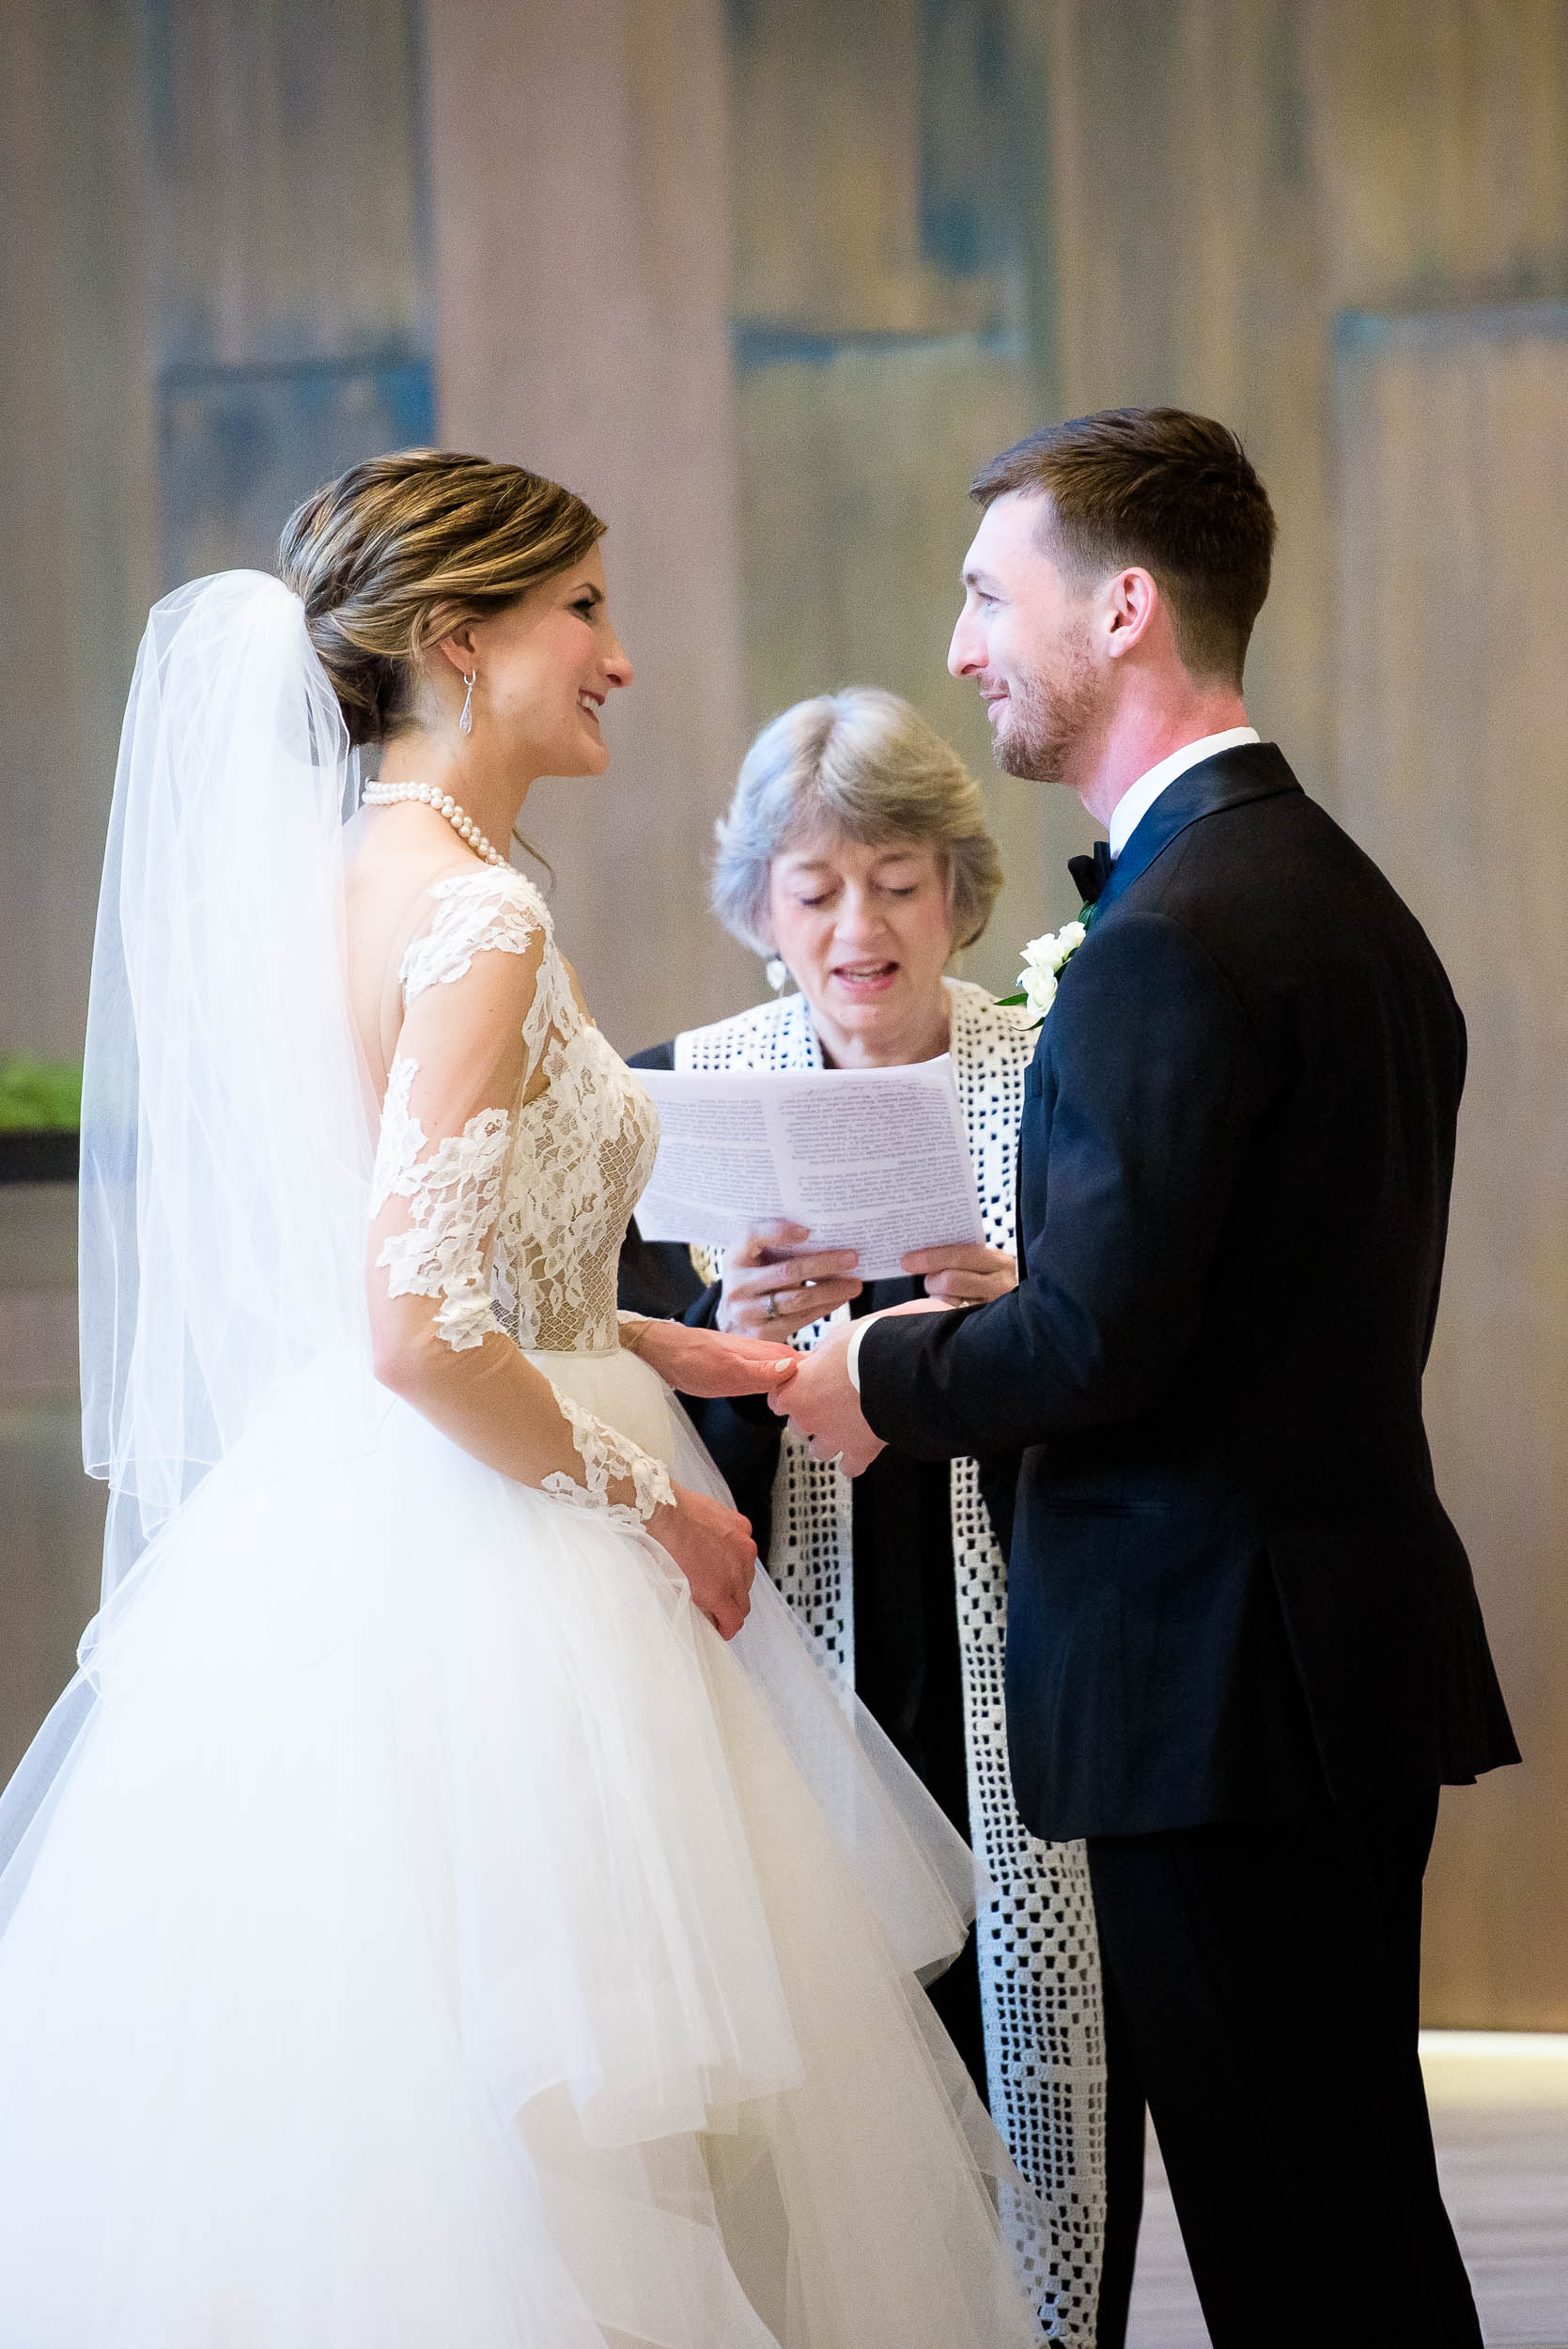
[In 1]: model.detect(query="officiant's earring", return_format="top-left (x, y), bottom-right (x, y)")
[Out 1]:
top-left (458, 671), bottom-right (476, 736)
top-left (766, 957), bottom-right (788, 993)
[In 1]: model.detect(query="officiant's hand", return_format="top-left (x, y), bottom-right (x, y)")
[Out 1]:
top-left (647, 1484), bottom-right (758, 1640)
top-left (768, 1318), bottom-right (887, 1477)
top-left (715, 1220), bottom-right (862, 1340)
top-left (901, 1241), bottom-right (1017, 1304)
top-left (621, 1315), bottom-right (799, 1400)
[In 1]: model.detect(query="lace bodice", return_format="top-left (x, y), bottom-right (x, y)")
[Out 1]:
top-left (368, 864), bottom-right (670, 1528)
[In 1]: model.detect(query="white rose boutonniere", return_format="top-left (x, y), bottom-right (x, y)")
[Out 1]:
top-left (997, 919), bottom-right (1088, 1028)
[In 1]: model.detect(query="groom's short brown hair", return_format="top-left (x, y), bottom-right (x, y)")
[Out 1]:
top-left (970, 408), bottom-right (1276, 686)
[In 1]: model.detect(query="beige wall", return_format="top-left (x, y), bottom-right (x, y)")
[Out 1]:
top-left (728, 0), bottom-right (1057, 1006)
top-left (1022, 0), bottom-right (1568, 2027)
top-left (428, 0), bottom-right (756, 1054)
top-left (1335, 308), bottom-right (1568, 2026)
top-left (729, 0), bottom-right (1568, 2023)
top-left (0, 0), bottom-right (158, 1063)
top-left (0, 0), bottom-right (1562, 2023)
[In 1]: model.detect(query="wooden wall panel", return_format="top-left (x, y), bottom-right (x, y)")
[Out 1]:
top-left (1038, 0), bottom-right (1335, 814)
top-left (148, 0), bottom-right (434, 583)
top-left (429, 0), bottom-right (756, 1054)
top-left (0, 1190), bottom-right (102, 1788)
top-left (147, 0), bottom-right (428, 369)
top-left (730, 0), bottom-right (1009, 339)
top-left (0, 0), bottom-right (158, 1063)
top-left (728, 0), bottom-right (1075, 993)
top-left (1019, 0), bottom-right (1568, 2026)
top-left (1335, 311), bottom-right (1568, 2027)
top-left (736, 337), bottom-right (1051, 997)
top-left (0, 0), bottom-right (435, 1063)
top-left (1306, 0), bottom-right (1568, 306)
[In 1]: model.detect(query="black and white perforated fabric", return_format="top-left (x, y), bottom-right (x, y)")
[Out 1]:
top-left (677, 982), bottom-right (1107, 2342)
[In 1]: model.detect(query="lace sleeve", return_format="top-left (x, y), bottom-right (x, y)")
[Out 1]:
top-left (371, 1057), bottom-right (512, 1351)
top-left (366, 867), bottom-right (674, 1526)
top-left (542, 1391), bottom-right (675, 1529)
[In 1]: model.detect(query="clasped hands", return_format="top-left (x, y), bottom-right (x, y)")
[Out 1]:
top-left (629, 1225), bottom-right (1013, 1639)
top-left (719, 1219), bottom-right (1016, 1478)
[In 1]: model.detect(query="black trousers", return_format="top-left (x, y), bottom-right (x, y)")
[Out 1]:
top-left (1087, 1788), bottom-right (1481, 2349)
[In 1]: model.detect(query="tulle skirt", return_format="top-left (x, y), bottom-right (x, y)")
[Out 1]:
top-left (0, 1346), bottom-right (1047, 2346)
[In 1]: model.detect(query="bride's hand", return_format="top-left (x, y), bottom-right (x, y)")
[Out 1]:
top-left (623, 1315), bottom-right (799, 1400)
top-left (646, 1483), bottom-right (758, 1639)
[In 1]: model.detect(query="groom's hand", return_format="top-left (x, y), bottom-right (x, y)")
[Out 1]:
top-left (768, 1318), bottom-right (886, 1476)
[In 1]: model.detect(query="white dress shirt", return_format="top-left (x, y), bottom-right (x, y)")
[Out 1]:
top-left (844, 724), bottom-right (1261, 1395)
top-left (1106, 724), bottom-right (1260, 858)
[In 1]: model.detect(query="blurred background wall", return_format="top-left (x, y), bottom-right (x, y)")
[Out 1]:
top-left (1, 0), bottom-right (1563, 2029)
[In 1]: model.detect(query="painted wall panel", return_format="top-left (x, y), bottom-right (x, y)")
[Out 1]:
top-left (160, 351), bottom-right (435, 583)
top-left (1005, 0), bottom-right (1568, 2019)
top-left (1335, 306), bottom-right (1568, 2026)
top-left (729, 0), bottom-right (1069, 993)
top-left (429, 0), bottom-right (756, 1056)
top-left (0, 0), bottom-right (158, 1064)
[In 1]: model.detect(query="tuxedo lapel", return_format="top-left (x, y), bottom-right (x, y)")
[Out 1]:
top-left (1094, 742), bottom-right (1301, 920)
top-left (1013, 1043), bottom-right (1046, 1281)
top-left (1017, 748), bottom-right (1297, 1278)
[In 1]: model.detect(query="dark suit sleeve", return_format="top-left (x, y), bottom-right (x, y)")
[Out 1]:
top-left (1420, 991), bottom-right (1466, 1372)
top-left (858, 910), bottom-right (1269, 1456)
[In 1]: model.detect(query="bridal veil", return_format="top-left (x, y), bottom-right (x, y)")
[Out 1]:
top-left (1, 571), bottom-right (376, 1899)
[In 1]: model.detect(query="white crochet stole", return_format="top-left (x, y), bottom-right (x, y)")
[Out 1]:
top-left (677, 982), bottom-right (1107, 2343)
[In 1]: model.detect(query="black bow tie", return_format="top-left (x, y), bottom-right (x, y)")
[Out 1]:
top-left (1067, 839), bottom-right (1114, 905)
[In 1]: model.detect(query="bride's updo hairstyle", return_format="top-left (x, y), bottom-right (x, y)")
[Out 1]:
top-left (278, 449), bottom-right (605, 747)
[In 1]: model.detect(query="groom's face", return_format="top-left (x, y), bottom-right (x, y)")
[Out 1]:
top-left (949, 492), bottom-right (1104, 786)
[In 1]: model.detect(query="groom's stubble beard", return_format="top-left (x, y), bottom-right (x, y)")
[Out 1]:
top-left (990, 615), bottom-right (1106, 787)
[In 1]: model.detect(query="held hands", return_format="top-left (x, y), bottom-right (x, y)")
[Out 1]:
top-left (624, 1315), bottom-right (798, 1400)
top-left (767, 1318), bottom-right (887, 1477)
top-left (770, 1297), bottom-right (962, 1476)
top-left (704, 1222), bottom-right (1010, 1474)
top-left (647, 1482), bottom-right (759, 1641)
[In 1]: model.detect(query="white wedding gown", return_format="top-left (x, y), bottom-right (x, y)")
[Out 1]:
top-left (0, 862), bottom-right (1047, 2347)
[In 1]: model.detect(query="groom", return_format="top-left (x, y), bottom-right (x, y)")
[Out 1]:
top-left (779, 408), bottom-right (1518, 2346)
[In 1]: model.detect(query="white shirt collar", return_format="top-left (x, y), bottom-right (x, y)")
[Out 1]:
top-left (1105, 726), bottom-right (1261, 861)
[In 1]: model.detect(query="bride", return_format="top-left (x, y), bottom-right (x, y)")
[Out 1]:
top-left (0, 449), bottom-right (1051, 2346)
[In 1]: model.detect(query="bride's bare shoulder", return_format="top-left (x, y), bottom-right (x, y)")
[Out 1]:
top-left (343, 823), bottom-right (543, 1085)
top-left (344, 840), bottom-right (458, 985)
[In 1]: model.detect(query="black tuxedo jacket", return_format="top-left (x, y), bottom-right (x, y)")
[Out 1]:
top-left (857, 744), bottom-right (1518, 1840)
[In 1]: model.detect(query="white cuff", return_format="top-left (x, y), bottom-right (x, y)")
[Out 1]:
top-left (845, 1315), bottom-right (872, 1393)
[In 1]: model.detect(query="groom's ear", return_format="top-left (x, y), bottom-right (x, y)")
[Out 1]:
top-left (1103, 567), bottom-right (1161, 660)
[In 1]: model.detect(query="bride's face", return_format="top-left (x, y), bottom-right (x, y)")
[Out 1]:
top-left (458, 548), bottom-right (632, 778)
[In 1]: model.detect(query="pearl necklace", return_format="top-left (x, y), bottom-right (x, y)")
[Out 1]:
top-left (361, 780), bottom-right (507, 868)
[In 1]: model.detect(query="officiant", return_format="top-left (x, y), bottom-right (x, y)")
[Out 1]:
top-left (619, 687), bottom-right (1116, 2345)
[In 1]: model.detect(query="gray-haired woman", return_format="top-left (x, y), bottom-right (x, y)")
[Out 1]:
top-left (619, 688), bottom-right (1121, 2347)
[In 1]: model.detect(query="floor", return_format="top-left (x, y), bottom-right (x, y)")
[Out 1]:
top-left (1125, 2033), bottom-right (1568, 2347)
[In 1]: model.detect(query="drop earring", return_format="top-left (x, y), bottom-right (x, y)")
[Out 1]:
top-left (458, 671), bottom-right (476, 736)
top-left (766, 957), bottom-right (788, 993)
